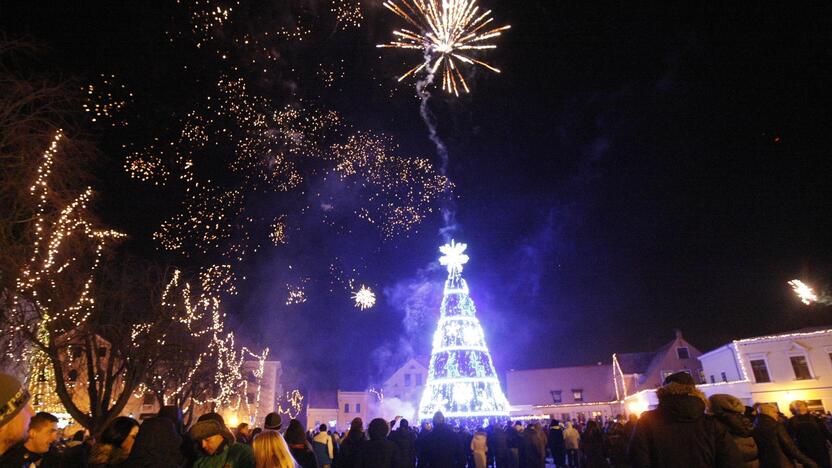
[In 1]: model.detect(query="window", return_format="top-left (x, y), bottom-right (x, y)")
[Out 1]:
top-left (572, 389), bottom-right (583, 402)
top-left (68, 369), bottom-right (78, 382)
top-left (677, 347), bottom-right (690, 359)
top-left (750, 359), bottom-right (771, 383)
top-left (807, 400), bottom-right (825, 412)
top-left (710, 375), bottom-right (715, 384)
top-left (404, 374), bottom-right (412, 386)
top-left (98, 346), bottom-right (108, 357)
top-left (698, 369), bottom-right (706, 383)
top-left (721, 372), bottom-right (727, 383)
top-left (355, 404), bottom-right (361, 413)
top-left (344, 403), bottom-right (350, 413)
top-left (416, 374), bottom-right (423, 386)
top-left (790, 355), bottom-right (813, 380)
top-left (550, 390), bottom-right (562, 404)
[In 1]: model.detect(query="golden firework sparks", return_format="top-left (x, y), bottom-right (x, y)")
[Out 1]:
top-left (377, 0), bottom-right (510, 95)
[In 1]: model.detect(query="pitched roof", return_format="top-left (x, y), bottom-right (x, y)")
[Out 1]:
top-left (615, 351), bottom-right (655, 374)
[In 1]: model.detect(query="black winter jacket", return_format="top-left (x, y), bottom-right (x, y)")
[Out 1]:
top-left (389, 428), bottom-right (417, 468)
top-left (357, 439), bottom-right (401, 468)
top-left (788, 414), bottom-right (831, 468)
top-left (628, 394), bottom-right (742, 468)
top-left (417, 424), bottom-right (465, 468)
top-left (753, 414), bottom-right (818, 468)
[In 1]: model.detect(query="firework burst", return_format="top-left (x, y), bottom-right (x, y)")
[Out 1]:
top-left (352, 285), bottom-right (376, 310)
top-left (377, 0), bottom-right (510, 95)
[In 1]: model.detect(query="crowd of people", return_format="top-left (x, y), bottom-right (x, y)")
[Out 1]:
top-left (2, 371), bottom-right (832, 467)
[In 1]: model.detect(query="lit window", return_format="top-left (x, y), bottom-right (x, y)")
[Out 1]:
top-left (356, 404), bottom-right (361, 413)
top-left (404, 374), bottom-right (411, 386)
top-left (677, 347), bottom-right (690, 359)
top-left (750, 359), bottom-right (771, 383)
top-left (572, 389), bottom-right (583, 402)
top-left (344, 403), bottom-right (350, 413)
top-left (550, 390), bottom-right (562, 404)
top-left (790, 355), bottom-right (813, 380)
top-left (416, 374), bottom-right (422, 386)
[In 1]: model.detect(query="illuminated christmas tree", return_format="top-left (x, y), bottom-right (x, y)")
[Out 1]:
top-left (418, 240), bottom-right (510, 424)
top-left (28, 320), bottom-right (65, 414)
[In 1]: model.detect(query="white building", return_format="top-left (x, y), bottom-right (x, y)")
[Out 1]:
top-left (697, 327), bottom-right (832, 413)
top-left (379, 357), bottom-right (429, 422)
top-left (306, 389), bottom-right (370, 431)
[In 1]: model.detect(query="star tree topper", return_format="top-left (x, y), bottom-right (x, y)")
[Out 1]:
top-left (439, 240), bottom-right (469, 277)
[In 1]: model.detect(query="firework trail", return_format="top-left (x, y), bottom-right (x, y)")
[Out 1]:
top-left (788, 279), bottom-right (832, 306)
top-left (416, 51), bottom-right (458, 241)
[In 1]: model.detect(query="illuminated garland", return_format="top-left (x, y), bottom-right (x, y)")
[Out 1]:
top-left (417, 240), bottom-right (510, 423)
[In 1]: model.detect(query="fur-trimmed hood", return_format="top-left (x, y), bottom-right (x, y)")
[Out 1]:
top-left (656, 382), bottom-right (708, 422)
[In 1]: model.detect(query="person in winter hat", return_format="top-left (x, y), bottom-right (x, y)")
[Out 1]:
top-left (189, 417), bottom-right (255, 468)
top-left (562, 421), bottom-right (580, 467)
top-left (709, 394), bottom-right (759, 468)
top-left (264, 413), bottom-right (283, 431)
top-left (312, 423), bottom-right (334, 468)
top-left (787, 400), bottom-right (831, 468)
top-left (753, 403), bottom-right (818, 468)
top-left (0, 372), bottom-right (32, 457)
top-left (284, 419), bottom-right (317, 468)
top-left (628, 371), bottom-right (742, 467)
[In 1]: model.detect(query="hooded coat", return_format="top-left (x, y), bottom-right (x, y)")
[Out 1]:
top-left (753, 414), bottom-right (818, 468)
top-left (628, 383), bottom-right (743, 468)
top-left (709, 394), bottom-right (760, 468)
top-left (563, 423), bottom-right (580, 451)
top-left (121, 417), bottom-right (186, 468)
top-left (388, 425), bottom-right (417, 468)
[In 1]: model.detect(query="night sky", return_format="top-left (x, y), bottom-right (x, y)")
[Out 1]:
top-left (3, 1), bottom-right (832, 390)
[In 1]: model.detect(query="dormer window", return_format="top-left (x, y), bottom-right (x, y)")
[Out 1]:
top-left (676, 347), bottom-right (690, 359)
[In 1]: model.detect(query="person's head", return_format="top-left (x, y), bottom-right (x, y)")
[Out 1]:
top-left (432, 411), bottom-right (445, 426)
top-left (100, 416), bottom-right (140, 454)
top-left (157, 406), bottom-right (184, 434)
top-left (368, 418), bottom-right (389, 441)
top-left (656, 371), bottom-right (707, 409)
top-left (238, 423), bottom-right (251, 436)
top-left (283, 419), bottom-right (307, 446)
top-left (349, 417), bottom-right (363, 434)
top-left (421, 421), bottom-right (432, 432)
top-left (264, 412), bottom-right (282, 431)
top-left (789, 400), bottom-right (809, 416)
top-left (0, 373), bottom-right (32, 455)
top-left (25, 412), bottom-right (59, 454)
top-left (188, 419), bottom-right (234, 456)
top-left (197, 412), bottom-right (226, 426)
top-left (708, 394), bottom-right (745, 416)
top-left (514, 421), bottom-right (523, 432)
top-left (550, 419), bottom-right (559, 427)
top-left (253, 430), bottom-right (295, 468)
top-left (399, 419), bottom-right (409, 430)
top-left (126, 417), bottom-right (183, 466)
top-left (319, 423), bottom-right (328, 433)
top-left (757, 403), bottom-right (779, 420)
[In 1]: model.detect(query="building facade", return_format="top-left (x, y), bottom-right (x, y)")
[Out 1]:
top-left (507, 330), bottom-right (703, 421)
top-left (697, 327), bottom-right (832, 413)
